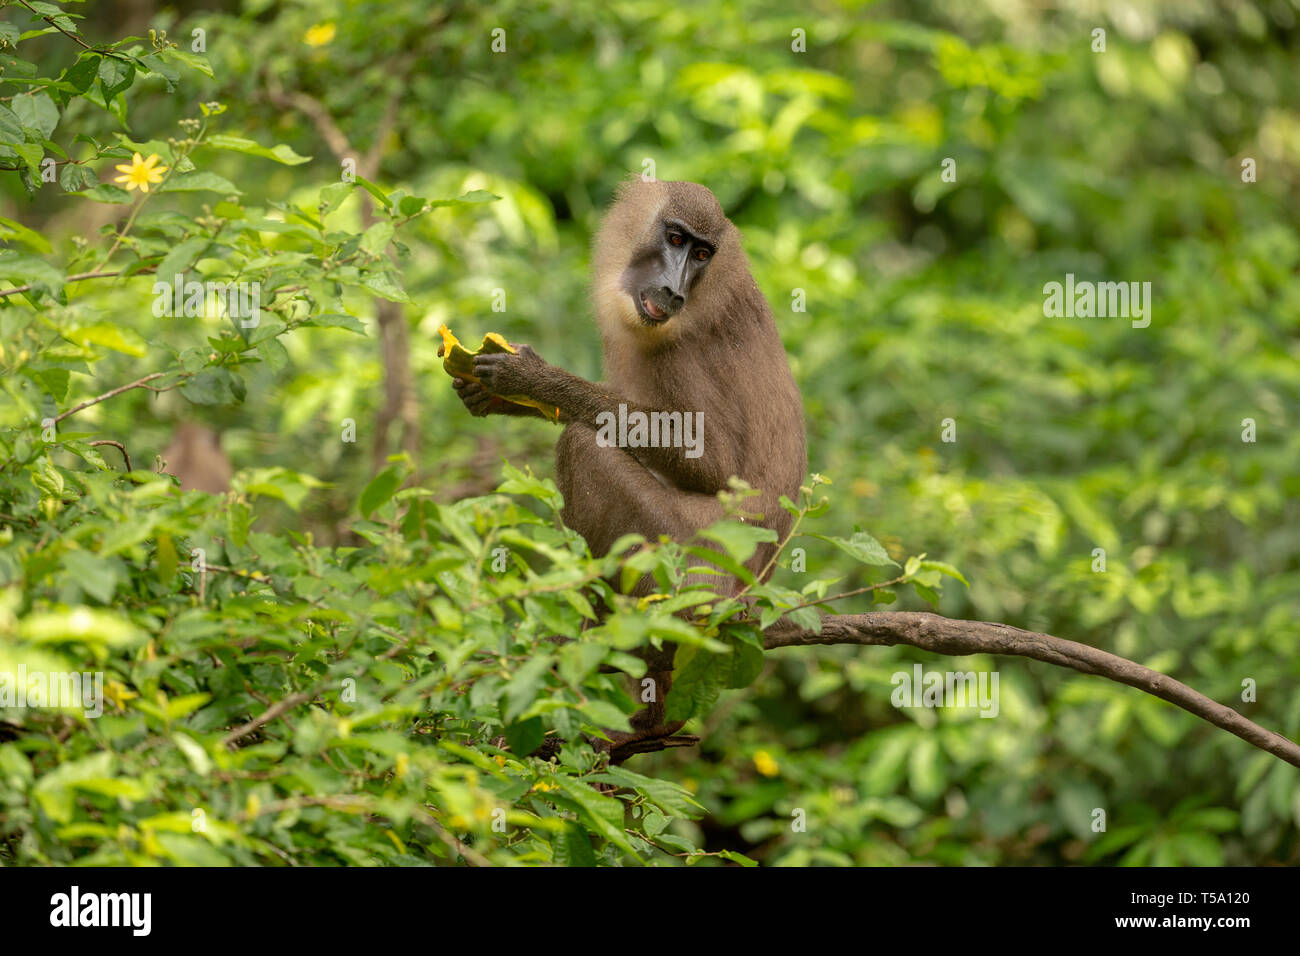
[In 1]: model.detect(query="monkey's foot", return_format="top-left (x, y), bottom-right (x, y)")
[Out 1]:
top-left (604, 728), bottom-right (701, 764)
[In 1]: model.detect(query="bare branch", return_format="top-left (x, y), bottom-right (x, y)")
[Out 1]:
top-left (88, 439), bottom-right (131, 471)
top-left (222, 689), bottom-right (317, 749)
top-left (764, 611), bottom-right (1300, 769)
top-left (412, 807), bottom-right (493, 867)
top-left (0, 268), bottom-right (131, 299)
top-left (15, 0), bottom-right (96, 51)
top-left (53, 372), bottom-right (173, 424)
top-left (263, 74), bottom-right (420, 470)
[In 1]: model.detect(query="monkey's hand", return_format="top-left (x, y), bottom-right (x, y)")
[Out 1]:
top-left (450, 376), bottom-right (527, 417)
top-left (472, 344), bottom-right (546, 399)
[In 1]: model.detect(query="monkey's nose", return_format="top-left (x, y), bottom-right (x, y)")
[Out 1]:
top-left (662, 288), bottom-right (685, 311)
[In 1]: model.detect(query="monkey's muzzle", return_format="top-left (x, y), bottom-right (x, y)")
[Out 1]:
top-left (636, 289), bottom-right (680, 324)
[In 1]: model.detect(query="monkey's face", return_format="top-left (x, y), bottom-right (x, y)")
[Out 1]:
top-left (619, 218), bottom-right (716, 328)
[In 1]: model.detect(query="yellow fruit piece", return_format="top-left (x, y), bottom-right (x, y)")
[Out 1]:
top-left (437, 324), bottom-right (559, 423)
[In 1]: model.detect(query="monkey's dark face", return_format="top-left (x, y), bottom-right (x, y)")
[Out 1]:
top-left (622, 219), bottom-right (715, 326)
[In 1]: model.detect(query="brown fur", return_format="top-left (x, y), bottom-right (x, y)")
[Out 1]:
top-left (456, 179), bottom-right (806, 758)
top-left (160, 423), bottom-right (231, 494)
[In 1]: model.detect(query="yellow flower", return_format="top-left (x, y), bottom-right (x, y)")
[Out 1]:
top-left (104, 680), bottom-right (138, 710)
top-left (752, 749), bottom-right (780, 777)
top-left (636, 593), bottom-right (671, 611)
top-left (113, 153), bottom-right (167, 193)
top-left (303, 22), bottom-right (336, 46)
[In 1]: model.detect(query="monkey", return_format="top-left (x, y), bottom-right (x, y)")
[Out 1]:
top-left (160, 422), bottom-right (232, 494)
top-left (448, 179), bottom-right (806, 758)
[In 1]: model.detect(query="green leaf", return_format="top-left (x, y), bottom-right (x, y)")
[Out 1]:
top-left (155, 237), bottom-right (210, 283)
top-left (551, 775), bottom-right (637, 853)
top-left (359, 464), bottom-right (405, 516)
top-left (59, 550), bottom-right (122, 603)
top-left (139, 53), bottom-right (179, 91)
top-left (0, 253), bottom-right (61, 294)
top-left (919, 559), bottom-right (969, 587)
top-left (810, 530), bottom-right (898, 567)
top-left (504, 717), bottom-right (544, 757)
top-left (554, 821), bottom-right (598, 866)
top-left (0, 103), bottom-right (23, 143)
top-left (0, 215), bottom-right (52, 253)
top-left (12, 91), bottom-right (58, 138)
top-left (913, 582), bottom-right (940, 607)
top-left (59, 54), bottom-right (101, 96)
top-left (20, 608), bottom-right (145, 648)
top-left (504, 654), bottom-right (554, 723)
top-left (429, 190), bottom-right (500, 208)
top-left (698, 520), bottom-right (778, 564)
top-left (159, 48), bottom-right (213, 78)
top-left (360, 270), bottom-right (410, 302)
top-left (58, 163), bottom-right (98, 192)
top-left (717, 849), bottom-right (759, 867)
top-left (22, 365), bottom-right (69, 400)
top-left (355, 175), bottom-right (392, 209)
top-left (595, 766), bottom-right (705, 818)
top-left (664, 646), bottom-right (726, 723)
top-left (164, 693), bottom-right (212, 721)
top-left (204, 134), bottom-right (311, 166)
top-left (180, 367), bottom-right (240, 406)
top-left (66, 323), bottom-right (148, 357)
top-left (160, 171), bottom-right (241, 195)
top-left (318, 181), bottom-right (353, 217)
top-left (397, 195), bottom-right (427, 217)
top-left (304, 312), bottom-right (367, 334)
top-left (360, 221), bottom-right (395, 256)
top-left (74, 183), bottom-right (133, 204)
top-left (97, 57), bottom-right (135, 100)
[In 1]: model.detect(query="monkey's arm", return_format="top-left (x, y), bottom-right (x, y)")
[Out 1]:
top-left (474, 348), bottom-right (733, 493)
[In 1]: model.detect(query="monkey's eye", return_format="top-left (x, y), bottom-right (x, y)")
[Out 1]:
top-left (668, 232), bottom-right (685, 246)
top-left (694, 247), bottom-right (712, 261)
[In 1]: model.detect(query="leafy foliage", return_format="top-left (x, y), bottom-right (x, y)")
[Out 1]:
top-left (1, 0), bottom-right (1297, 866)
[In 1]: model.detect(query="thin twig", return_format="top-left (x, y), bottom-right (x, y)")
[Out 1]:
top-left (0, 269), bottom-right (131, 298)
top-left (221, 689), bottom-right (317, 749)
top-left (87, 439), bottom-right (131, 471)
top-left (53, 372), bottom-right (172, 423)
top-left (412, 807), bottom-right (493, 867)
top-left (786, 573), bottom-right (908, 612)
top-left (15, 0), bottom-right (96, 51)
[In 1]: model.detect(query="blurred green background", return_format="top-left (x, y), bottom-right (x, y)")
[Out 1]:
top-left (3, 0), bottom-right (1298, 864)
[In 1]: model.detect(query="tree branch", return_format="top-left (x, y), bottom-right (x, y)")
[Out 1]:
top-left (0, 268), bottom-right (131, 298)
top-left (764, 611), bottom-right (1300, 769)
top-left (222, 689), bottom-right (316, 749)
top-left (88, 439), bottom-right (131, 471)
top-left (264, 74), bottom-right (419, 471)
top-left (53, 372), bottom-right (172, 423)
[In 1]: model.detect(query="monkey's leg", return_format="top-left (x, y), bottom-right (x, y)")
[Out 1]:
top-left (556, 423), bottom-right (723, 761)
top-left (556, 422), bottom-right (723, 558)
